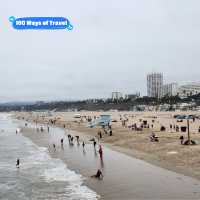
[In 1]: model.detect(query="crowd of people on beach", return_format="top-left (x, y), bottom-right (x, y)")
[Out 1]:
top-left (118, 113), bottom-right (200, 145)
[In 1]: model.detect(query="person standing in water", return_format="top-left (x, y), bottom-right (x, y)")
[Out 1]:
top-left (82, 141), bottom-right (85, 148)
top-left (16, 158), bottom-right (20, 168)
top-left (61, 138), bottom-right (64, 146)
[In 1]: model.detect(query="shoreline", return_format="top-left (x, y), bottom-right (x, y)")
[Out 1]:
top-left (14, 111), bottom-right (200, 181)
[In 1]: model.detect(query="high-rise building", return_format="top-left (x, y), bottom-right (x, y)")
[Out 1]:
top-left (147, 73), bottom-right (163, 98)
top-left (162, 83), bottom-right (178, 97)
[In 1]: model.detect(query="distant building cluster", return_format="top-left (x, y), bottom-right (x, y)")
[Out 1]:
top-left (111, 92), bottom-right (123, 100)
top-left (146, 73), bottom-right (200, 98)
top-left (111, 73), bottom-right (200, 101)
top-left (124, 92), bottom-right (140, 100)
top-left (111, 92), bottom-right (140, 100)
top-left (177, 83), bottom-right (200, 98)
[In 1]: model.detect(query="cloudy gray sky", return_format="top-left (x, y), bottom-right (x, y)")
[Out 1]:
top-left (1, 0), bottom-right (200, 102)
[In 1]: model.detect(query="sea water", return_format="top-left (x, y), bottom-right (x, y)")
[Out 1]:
top-left (0, 114), bottom-right (99, 200)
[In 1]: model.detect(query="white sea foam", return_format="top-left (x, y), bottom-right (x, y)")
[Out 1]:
top-left (42, 152), bottom-right (99, 199)
top-left (43, 164), bottom-right (79, 182)
top-left (43, 163), bottom-right (99, 200)
top-left (23, 144), bottom-right (100, 199)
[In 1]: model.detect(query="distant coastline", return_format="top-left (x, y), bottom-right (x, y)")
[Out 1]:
top-left (2, 93), bottom-right (200, 112)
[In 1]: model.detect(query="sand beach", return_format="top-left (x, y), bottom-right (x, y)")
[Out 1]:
top-left (14, 111), bottom-right (200, 180)
top-left (11, 111), bottom-right (200, 199)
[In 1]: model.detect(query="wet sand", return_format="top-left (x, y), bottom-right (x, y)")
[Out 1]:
top-left (18, 122), bottom-right (200, 200)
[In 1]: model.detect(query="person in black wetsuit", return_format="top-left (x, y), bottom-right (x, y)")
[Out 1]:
top-left (61, 138), bottom-right (64, 146)
top-left (16, 158), bottom-right (20, 168)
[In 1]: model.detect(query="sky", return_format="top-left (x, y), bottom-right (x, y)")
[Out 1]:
top-left (1, 0), bottom-right (200, 102)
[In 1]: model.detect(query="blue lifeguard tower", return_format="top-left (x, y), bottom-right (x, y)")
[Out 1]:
top-left (88, 115), bottom-right (111, 128)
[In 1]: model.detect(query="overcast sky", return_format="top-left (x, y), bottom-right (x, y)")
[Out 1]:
top-left (1, 0), bottom-right (200, 102)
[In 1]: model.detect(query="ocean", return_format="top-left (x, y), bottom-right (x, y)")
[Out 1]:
top-left (0, 114), bottom-right (99, 200)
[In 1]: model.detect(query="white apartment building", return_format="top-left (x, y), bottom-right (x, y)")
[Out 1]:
top-left (147, 73), bottom-right (163, 98)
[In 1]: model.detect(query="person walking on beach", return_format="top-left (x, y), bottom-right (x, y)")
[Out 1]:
top-left (68, 134), bottom-right (71, 142)
top-left (70, 137), bottom-right (74, 144)
top-left (99, 145), bottom-right (103, 159)
top-left (82, 141), bottom-right (85, 148)
top-left (93, 140), bottom-right (97, 149)
top-left (16, 158), bottom-right (20, 168)
top-left (68, 134), bottom-right (73, 145)
top-left (76, 136), bottom-right (79, 143)
top-left (53, 144), bottom-right (56, 151)
top-left (170, 124), bottom-right (172, 132)
top-left (98, 131), bottom-right (102, 139)
top-left (179, 135), bottom-right (184, 145)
